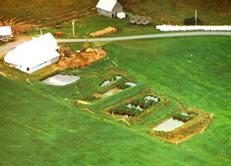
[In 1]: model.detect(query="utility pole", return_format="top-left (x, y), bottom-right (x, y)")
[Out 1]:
top-left (195, 10), bottom-right (198, 25)
top-left (39, 27), bottom-right (46, 36)
top-left (72, 19), bottom-right (75, 37)
top-left (40, 28), bottom-right (43, 36)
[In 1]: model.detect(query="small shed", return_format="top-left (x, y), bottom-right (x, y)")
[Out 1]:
top-left (4, 33), bottom-right (60, 74)
top-left (0, 26), bottom-right (13, 42)
top-left (117, 12), bottom-right (126, 19)
top-left (96, 0), bottom-right (123, 18)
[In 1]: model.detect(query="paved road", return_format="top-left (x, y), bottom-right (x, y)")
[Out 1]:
top-left (57, 32), bottom-right (231, 43)
top-left (1, 32), bottom-right (231, 57)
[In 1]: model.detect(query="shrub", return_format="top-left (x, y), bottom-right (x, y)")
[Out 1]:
top-left (84, 95), bottom-right (97, 102)
top-left (144, 99), bottom-right (155, 109)
top-left (131, 98), bottom-right (139, 106)
top-left (110, 94), bottom-right (160, 117)
top-left (173, 113), bottom-right (194, 122)
top-left (116, 79), bottom-right (129, 89)
top-left (111, 104), bottom-right (143, 117)
top-left (111, 105), bottom-right (136, 116)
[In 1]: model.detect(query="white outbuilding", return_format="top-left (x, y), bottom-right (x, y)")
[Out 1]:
top-left (96, 0), bottom-right (123, 18)
top-left (0, 26), bottom-right (13, 42)
top-left (117, 12), bottom-right (126, 19)
top-left (4, 33), bottom-right (60, 74)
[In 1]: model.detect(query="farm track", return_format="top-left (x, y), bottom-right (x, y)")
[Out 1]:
top-left (57, 32), bottom-right (231, 43)
top-left (1, 32), bottom-right (231, 59)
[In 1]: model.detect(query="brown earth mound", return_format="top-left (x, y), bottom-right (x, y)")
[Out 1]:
top-left (57, 47), bottom-right (107, 69)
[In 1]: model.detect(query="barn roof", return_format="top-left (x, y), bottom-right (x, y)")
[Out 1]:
top-left (96, 0), bottom-right (118, 12)
top-left (0, 26), bottom-right (12, 36)
top-left (4, 33), bottom-right (59, 68)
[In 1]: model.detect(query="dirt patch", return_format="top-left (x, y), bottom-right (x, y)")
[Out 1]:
top-left (57, 47), bottom-right (107, 69)
top-left (90, 27), bottom-right (118, 37)
top-left (42, 74), bottom-right (80, 86)
top-left (94, 88), bottom-right (122, 98)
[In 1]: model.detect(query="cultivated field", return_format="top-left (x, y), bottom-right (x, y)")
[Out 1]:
top-left (1, 0), bottom-right (231, 25)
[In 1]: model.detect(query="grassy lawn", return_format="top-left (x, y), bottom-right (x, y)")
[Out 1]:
top-left (0, 36), bottom-right (231, 165)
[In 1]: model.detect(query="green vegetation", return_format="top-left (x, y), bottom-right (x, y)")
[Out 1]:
top-left (0, 35), bottom-right (231, 165)
top-left (172, 112), bottom-right (195, 122)
top-left (108, 94), bottom-right (160, 117)
top-left (110, 104), bottom-right (140, 116)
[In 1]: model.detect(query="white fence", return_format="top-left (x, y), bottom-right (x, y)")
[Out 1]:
top-left (156, 25), bottom-right (231, 32)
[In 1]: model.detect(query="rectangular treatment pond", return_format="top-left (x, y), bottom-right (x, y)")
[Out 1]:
top-left (42, 74), bottom-right (80, 86)
top-left (153, 118), bottom-right (184, 132)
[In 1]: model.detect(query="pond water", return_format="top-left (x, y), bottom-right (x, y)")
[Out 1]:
top-left (42, 74), bottom-right (80, 86)
top-left (100, 76), bottom-right (122, 87)
top-left (153, 118), bottom-right (184, 132)
top-left (125, 82), bottom-right (137, 87)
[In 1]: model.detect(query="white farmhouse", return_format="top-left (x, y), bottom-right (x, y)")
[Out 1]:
top-left (96, 0), bottom-right (123, 18)
top-left (0, 26), bottom-right (13, 42)
top-left (4, 33), bottom-right (60, 74)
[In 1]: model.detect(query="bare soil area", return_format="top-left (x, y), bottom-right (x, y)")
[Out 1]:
top-left (57, 47), bottom-right (107, 69)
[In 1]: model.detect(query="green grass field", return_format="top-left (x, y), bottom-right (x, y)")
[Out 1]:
top-left (0, 35), bottom-right (231, 165)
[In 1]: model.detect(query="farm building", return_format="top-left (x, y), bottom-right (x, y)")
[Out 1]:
top-left (4, 33), bottom-right (60, 74)
top-left (96, 0), bottom-right (123, 18)
top-left (0, 26), bottom-right (13, 42)
top-left (117, 12), bottom-right (126, 19)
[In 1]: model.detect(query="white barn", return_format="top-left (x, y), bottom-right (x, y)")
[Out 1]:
top-left (0, 26), bottom-right (13, 42)
top-left (4, 33), bottom-right (60, 74)
top-left (96, 0), bottom-right (123, 18)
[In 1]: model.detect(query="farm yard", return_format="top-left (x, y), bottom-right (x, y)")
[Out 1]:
top-left (26, 13), bottom-right (160, 39)
top-left (0, 0), bottom-right (231, 165)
